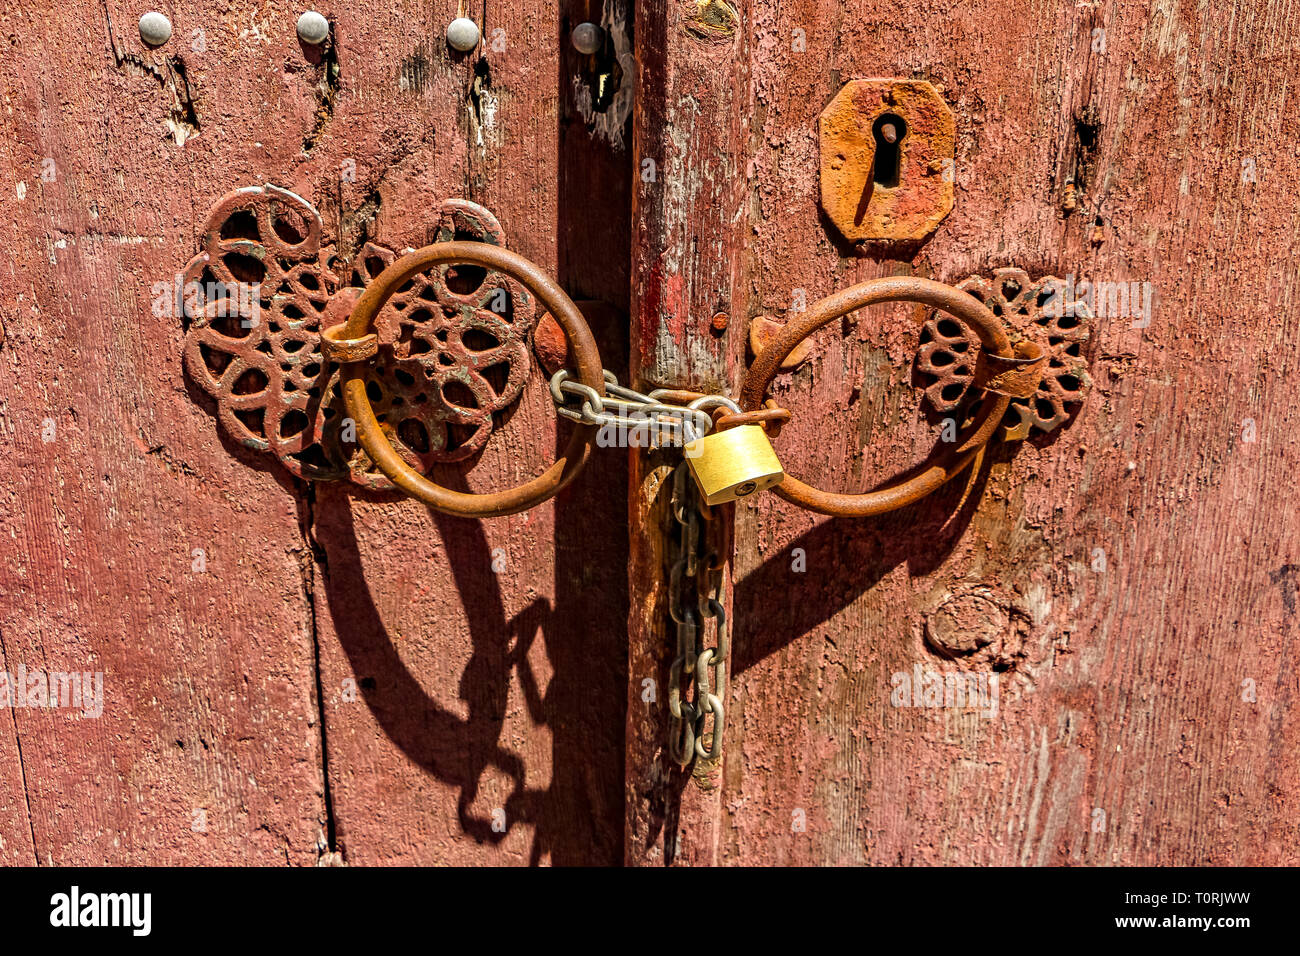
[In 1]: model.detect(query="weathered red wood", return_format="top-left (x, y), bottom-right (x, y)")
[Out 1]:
top-left (2, 0), bottom-right (1296, 869)
top-left (726, 0), bottom-right (1300, 864)
top-left (0, 1), bottom-right (332, 863)
top-left (627, 0), bottom-right (751, 864)
top-left (304, 0), bottom-right (628, 864)
top-left (0, 0), bottom-right (629, 865)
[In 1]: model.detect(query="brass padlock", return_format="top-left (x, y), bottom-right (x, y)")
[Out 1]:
top-left (684, 425), bottom-right (784, 505)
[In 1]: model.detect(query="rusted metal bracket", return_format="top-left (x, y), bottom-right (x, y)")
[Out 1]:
top-left (748, 316), bottom-right (812, 370)
top-left (178, 187), bottom-right (541, 489)
top-left (819, 79), bottom-right (955, 243)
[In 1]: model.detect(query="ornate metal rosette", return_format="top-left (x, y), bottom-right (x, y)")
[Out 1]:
top-left (180, 186), bottom-right (537, 487)
top-left (914, 267), bottom-right (1092, 440)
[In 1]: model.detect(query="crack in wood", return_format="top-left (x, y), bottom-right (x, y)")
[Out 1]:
top-left (0, 629), bottom-right (41, 865)
top-left (293, 483), bottom-right (344, 863)
top-left (303, 23), bottom-right (341, 153)
top-left (102, 2), bottom-right (200, 145)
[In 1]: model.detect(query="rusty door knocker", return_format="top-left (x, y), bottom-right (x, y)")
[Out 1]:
top-left (740, 276), bottom-right (1045, 517)
top-left (322, 242), bottom-right (605, 518)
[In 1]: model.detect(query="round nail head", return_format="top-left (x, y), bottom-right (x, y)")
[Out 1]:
top-left (446, 17), bottom-right (480, 52)
top-left (296, 11), bottom-right (330, 46)
top-left (138, 11), bottom-right (172, 47)
top-left (571, 22), bottom-right (603, 55)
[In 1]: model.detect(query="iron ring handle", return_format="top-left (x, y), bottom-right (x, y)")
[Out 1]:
top-left (323, 241), bottom-right (605, 518)
top-left (739, 276), bottom-right (1038, 518)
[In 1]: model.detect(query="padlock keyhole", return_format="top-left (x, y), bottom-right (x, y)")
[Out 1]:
top-left (871, 114), bottom-right (907, 188)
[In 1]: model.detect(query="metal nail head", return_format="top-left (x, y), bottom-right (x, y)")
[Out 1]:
top-left (446, 17), bottom-right (480, 52)
top-left (571, 22), bottom-right (603, 55)
top-left (296, 11), bottom-right (330, 45)
top-left (139, 12), bottom-right (172, 47)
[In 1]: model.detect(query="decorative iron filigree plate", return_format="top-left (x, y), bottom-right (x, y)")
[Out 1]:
top-left (180, 186), bottom-right (537, 487)
top-left (915, 267), bottom-right (1092, 440)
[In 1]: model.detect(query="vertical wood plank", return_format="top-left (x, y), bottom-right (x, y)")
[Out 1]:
top-left (627, 0), bottom-right (751, 864)
top-left (308, 0), bottom-right (630, 864)
top-left (0, 0), bottom-right (333, 863)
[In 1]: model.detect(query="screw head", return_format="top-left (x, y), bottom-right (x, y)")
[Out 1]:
top-left (446, 16), bottom-right (481, 52)
top-left (571, 22), bottom-right (604, 55)
top-left (138, 11), bottom-right (172, 47)
top-left (296, 11), bottom-right (330, 46)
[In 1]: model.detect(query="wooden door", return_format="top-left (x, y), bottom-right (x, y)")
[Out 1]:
top-left (2, 0), bottom-right (1297, 868)
top-left (622, 0), bottom-right (1300, 865)
top-left (0, 0), bottom-right (628, 866)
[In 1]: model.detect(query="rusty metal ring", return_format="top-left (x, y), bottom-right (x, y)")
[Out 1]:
top-left (739, 276), bottom-right (1016, 518)
top-left (714, 405), bottom-right (792, 431)
top-left (335, 241), bottom-right (603, 518)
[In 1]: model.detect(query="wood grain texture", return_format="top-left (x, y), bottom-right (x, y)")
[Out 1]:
top-left (0, 1), bottom-right (332, 863)
top-left (2, 0), bottom-right (1294, 868)
top-left (0, 0), bottom-right (629, 864)
top-left (723, 0), bottom-right (1300, 864)
top-left (630, 0), bottom-right (751, 392)
top-left (302, 0), bottom-right (629, 864)
top-left (626, 0), bottom-right (752, 864)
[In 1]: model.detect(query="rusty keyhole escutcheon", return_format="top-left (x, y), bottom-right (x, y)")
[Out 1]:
top-left (819, 79), bottom-right (956, 244)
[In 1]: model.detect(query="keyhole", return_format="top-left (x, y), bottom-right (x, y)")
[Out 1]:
top-left (871, 114), bottom-right (907, 188)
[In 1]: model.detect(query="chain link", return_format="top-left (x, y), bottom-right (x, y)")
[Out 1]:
top-left (667, 463), bottom-right (729, 766)
top-left (549, 368), bottom-right (745, 450)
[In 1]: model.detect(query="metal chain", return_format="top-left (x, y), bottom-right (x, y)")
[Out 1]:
top-left (549, 367), bottom-right (790, 446)
top-left (550, 367), bottom-right (737, 767)
top-left (549, 368), bottom-right (720, 448)
top-left (667, 462), bottom-right (700, 764)
top-left (667, 462), bottom-right (729, 766)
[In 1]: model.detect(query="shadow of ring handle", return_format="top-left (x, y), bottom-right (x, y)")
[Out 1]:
top-left (739, 276), bottom-right (1030, 518)
top-left (320, 241), bottom-right (605, 518)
